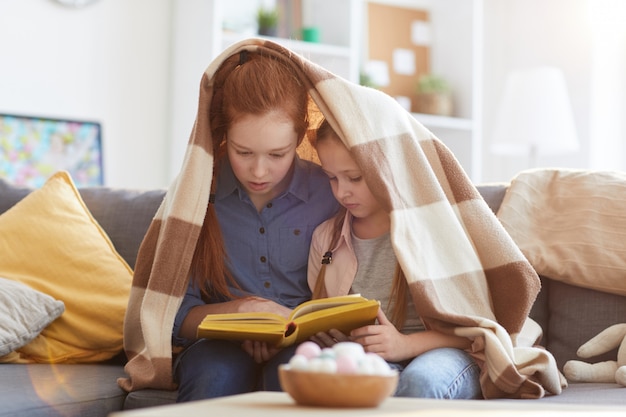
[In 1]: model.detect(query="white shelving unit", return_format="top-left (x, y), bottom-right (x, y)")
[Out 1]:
top-left (217, 0), bottom-right (362, 83)
top-left (412, 113), bottom-right (474, 131)
top-left (220, 32), bottom-right (358, 83)
top-left (167, 0), bottom-right (363, 179)
top-left (421, 0), bottom-right (483, 182)
top-left (364, 0), bottom-right (483, 182)
top-left (168, 0), bottom-right (483, 183)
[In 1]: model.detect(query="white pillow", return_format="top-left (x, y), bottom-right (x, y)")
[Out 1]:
top-left (497, 168), bottom-right (626, 296)
top-left (0, 277), bottom-right (65, 356)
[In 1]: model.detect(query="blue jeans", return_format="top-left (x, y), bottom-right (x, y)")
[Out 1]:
top-left (174, 339), bottom-right (297, 402)
top-left (391, 347), bottom-right (482, 399)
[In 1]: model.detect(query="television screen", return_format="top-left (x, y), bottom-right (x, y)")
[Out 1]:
top-left (0, 113), bottom-right (103, 188)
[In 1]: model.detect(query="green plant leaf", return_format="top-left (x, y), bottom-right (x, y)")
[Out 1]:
top-left (416, 74), bottom-right (451, 94)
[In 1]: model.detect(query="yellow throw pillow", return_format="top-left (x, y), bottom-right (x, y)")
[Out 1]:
top-left (0, 171), bottom-right (132, 363)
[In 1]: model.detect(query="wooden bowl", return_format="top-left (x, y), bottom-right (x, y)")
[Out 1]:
top-left (278, 365), bottom-right (399, 408)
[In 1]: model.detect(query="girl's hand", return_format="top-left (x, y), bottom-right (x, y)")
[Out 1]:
top-left (181, 297), bottom-right (292, 341)
top-left (236, 296), bottom-right (292, 318)
top-left (310, 328), bottom-right (350, 348)
top-left (241, 340), bottom-right (281, 363)
top-left (349, 309), bottom-right (411, 362)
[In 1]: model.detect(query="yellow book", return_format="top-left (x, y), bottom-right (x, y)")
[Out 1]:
top-left (196, 295), bottom-right (380, 347)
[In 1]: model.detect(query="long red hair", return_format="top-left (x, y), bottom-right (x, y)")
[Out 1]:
top-left (190, 50), bottom-right (310, 301)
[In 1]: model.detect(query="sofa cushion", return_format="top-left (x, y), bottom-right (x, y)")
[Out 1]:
top-left (0, 277), bottom-right (65, 356)
top-left (528, 276), bottom-right (549, 346)
top-left (79, 187), bottom-right (165, 268)
top-left (497, 169), bottom-right (626, 296)
top-left (544, 278), bottom-right (626, 371)
top-left (0, 364), bottom-right (127, 417)
top-left (0, 171), bottom-right (132, 363)
top-left (496, 382), bottom-right (626, 405)
top-left (476, 182), bottom-right (508, 214)
top-left (123, 389), bottom-right (178, 410)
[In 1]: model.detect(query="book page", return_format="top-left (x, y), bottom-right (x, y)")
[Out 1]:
top-left (289, 294), bottom-right (367, 320)
top-left (200, 312), bottom-right (285, 324)
top-left (282, 300), bottom-right (380, 346)
top-left (197, 295), bottom-right (379, 347)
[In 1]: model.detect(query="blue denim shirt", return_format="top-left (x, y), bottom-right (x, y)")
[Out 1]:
top-left (172, 156), bottom-right (338, 346)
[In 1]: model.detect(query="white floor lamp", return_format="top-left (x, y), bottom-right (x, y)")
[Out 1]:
top-left (491, 66), bottom-right (579, 168)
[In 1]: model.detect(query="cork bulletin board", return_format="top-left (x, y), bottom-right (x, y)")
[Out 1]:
top-left (367, 2), bottom-right (430, 112)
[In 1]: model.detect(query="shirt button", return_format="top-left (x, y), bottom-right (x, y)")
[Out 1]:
top-left (264, 281), bottom-right (271, 288)
top-left (259, 227), bottom-right (265, 234)
top-left (293, 229), bottom-right (301, 236)
top-left (260, 256), bottom-right (267, 263)
top-left (266, 203), bottom-right (273, 208)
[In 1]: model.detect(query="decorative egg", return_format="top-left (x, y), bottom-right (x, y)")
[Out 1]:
top-left (318, 357), bottom-right (338, 373)
top-left (295, 341), bottom-right (322, 359)
top-left (307, 357), bottom-right (325, 372)
top-left (366, 352), bottom-right (393, 375)
top-left (333, 341), bottom-right (365, 358)
top-left (335, 354), bottom-right (359, 374)
top-left (289, 341), bottom-right (392, 376)
top-left (357, 358), bottom-right (375, 375)
top-left (319, 347), bottom-right (336, 359)
top-left (288, 354), bottom-right (309, 370)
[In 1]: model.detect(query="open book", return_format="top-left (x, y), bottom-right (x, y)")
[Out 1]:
top-left (197, 295), bottom-right (380, 347)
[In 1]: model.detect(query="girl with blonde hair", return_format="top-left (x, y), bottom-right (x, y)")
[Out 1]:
top-left (308, 119), bottom-right (482, 399)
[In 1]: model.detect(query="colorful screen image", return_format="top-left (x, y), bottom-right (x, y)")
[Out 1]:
top-left (0, 113), bottom-right (103, 188)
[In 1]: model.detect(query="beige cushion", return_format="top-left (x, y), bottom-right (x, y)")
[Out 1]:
top-left (0, 277), bottom-right (65, 356)
top-left (496, 168), bottom-right (626, 296)
top-left (0, 171), bottom-right (132, 363)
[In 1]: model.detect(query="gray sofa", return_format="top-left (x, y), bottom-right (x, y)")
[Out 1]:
top-left (0, 178), bottom-right (624, 417)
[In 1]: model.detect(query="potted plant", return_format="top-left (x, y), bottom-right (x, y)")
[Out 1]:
top-left (359, 71), bottom-right (378, 88)
top-left (415, 74), bottom-right (453, 116)
top-left (257, 7), bottom-right (279, 37)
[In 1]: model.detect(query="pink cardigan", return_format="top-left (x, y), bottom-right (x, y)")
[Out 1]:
top-left (307, 211), bottom-right (357, 297)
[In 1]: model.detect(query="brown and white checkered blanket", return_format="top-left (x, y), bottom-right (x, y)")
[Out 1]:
top-left (118, 38), bottom-right (564, 399)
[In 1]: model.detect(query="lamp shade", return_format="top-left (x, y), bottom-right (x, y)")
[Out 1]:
top-left (492, 66), bottom-right (579, 157)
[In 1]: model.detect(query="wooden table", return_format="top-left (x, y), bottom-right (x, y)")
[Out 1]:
top-left (110, 391), bottom-right (624, 417)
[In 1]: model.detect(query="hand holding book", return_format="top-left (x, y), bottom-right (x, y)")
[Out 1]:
top-left (197, 295), bottom-right (380, 348)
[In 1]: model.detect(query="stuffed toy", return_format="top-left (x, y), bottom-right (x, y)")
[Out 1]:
top-left (563, 323), bottom-right (626, 386)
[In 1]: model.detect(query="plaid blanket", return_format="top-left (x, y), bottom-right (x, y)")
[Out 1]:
top-left (118, 38), bottom-right (564, 398)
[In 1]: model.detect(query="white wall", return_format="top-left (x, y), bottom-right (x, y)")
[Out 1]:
top-left (588, 0), bottom-right (626, 171)
top-left (167, 0), bottom-right (221, 185)
top-left (1, 0), bottom-right (622, 187)
top-left (482, 0), bottom-right (593, 181)
top-left (0, 0), bottom-right (172, 188)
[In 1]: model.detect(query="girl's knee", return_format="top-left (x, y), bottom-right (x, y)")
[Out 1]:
top-left (394, 348), bottom-right (482, 399)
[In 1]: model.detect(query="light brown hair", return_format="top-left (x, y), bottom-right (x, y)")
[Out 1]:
top-left (311, 119), bottom-right (408, 330)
